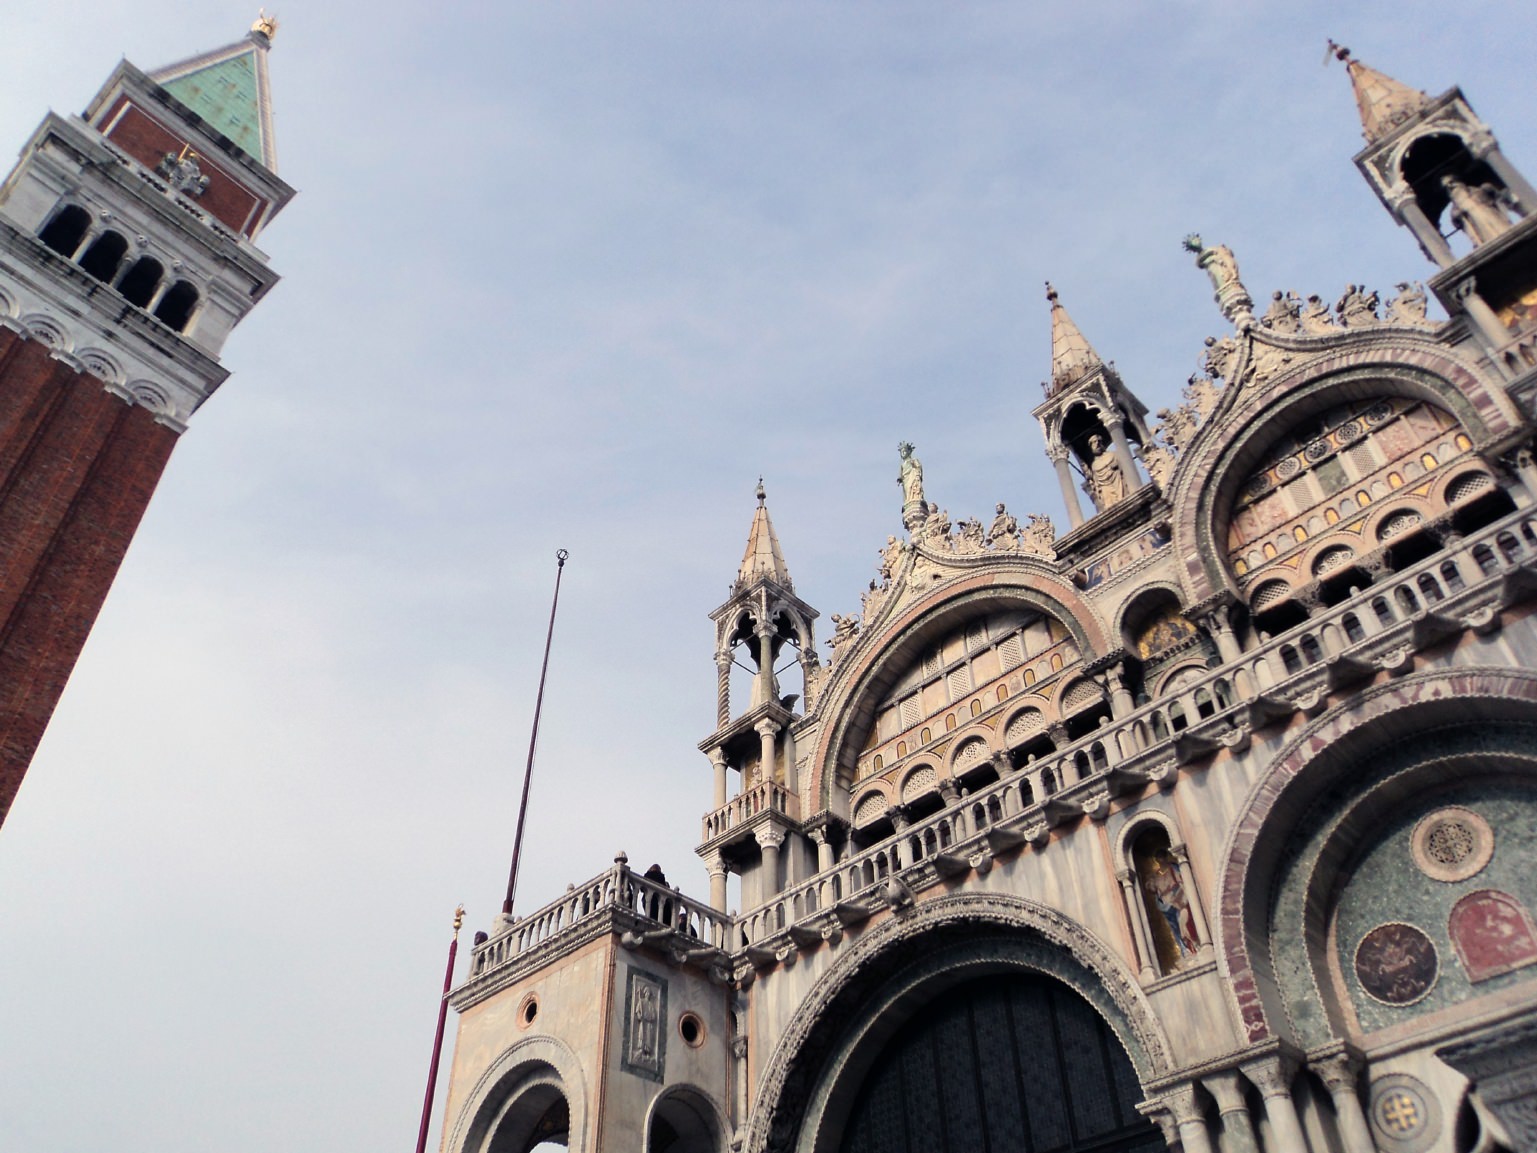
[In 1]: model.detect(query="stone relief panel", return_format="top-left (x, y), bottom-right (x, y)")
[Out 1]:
top-left (1410, 806), bottom-right (1493, 883)
top-left (621, 966), bottom-right (667, 1081)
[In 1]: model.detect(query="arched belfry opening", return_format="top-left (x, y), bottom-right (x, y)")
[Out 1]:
top-left (485, 1085), bottom-right (569, 1153)
top-left (838, 972), bottom-right (1159, 1153)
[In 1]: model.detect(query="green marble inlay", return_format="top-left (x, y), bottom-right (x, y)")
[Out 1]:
top-left (161, 51), bottom-right (263, 161)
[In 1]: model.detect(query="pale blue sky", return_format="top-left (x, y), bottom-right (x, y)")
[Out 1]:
top-left (0, 3), bottom-right (1533, 1150)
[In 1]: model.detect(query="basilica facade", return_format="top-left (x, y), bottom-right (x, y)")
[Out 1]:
top-left (439, 52), bottom-right (1537, 1153)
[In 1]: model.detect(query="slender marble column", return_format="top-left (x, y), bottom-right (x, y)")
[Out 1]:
top-left (711, 747), bottom-right (729, 810)
top-left (1051, 447), bottom-right (1086, 529)
top-left (1241, 1056), bottom-right (1308, 1153)
top-left (1204, 1071), bottom-right (1259, 1153)
top-left (754, 825), bottom-right (785, 900)
top-left (1312, 1053), bottom-right (1375, 1153)
top-left (1169, 1087), bottom-right (1217, 1153)
top-left (707, 852), bottom-right (728, 912)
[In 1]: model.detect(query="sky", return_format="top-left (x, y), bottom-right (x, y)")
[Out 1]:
top-left (0, 3), bottom-right (1533, 1151)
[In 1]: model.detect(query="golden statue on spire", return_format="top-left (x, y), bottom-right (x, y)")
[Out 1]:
top-left (251, 8), bottom-right (279, 42)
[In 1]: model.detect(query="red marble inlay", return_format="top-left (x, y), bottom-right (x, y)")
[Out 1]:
top-left (1449, 889), bottom-right (1537, 983)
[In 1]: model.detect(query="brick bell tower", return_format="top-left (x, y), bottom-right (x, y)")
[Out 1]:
top-left (0, 17), bottom-right (294, 827)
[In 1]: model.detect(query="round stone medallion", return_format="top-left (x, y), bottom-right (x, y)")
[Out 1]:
top-left (1354, 922), bottom-right (1439, 1006)
top-left (1368, 1074), bottom-right (1441, 1153)
top-left (1411, 806), bottom-right (1493, 883)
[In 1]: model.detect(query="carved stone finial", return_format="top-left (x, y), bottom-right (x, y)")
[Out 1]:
top-left (755, 477), bottom-right (766, 505)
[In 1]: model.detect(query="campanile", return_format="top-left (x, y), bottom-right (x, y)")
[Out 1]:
top-left (0, 17), bottom-right (294, 826)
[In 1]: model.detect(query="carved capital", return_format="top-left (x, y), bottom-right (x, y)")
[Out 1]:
top-left (1310, 1051), bottom-right (1362, 1098)
top-left (1166, 1085), bottom-right (1205, 1125)
top-left (754, 718), bottom-right (780, 740)
top-left (807, 826), bottom-right (828, 847)
top-left (1203, 1070), bottom-right (1247, 1114)
top-left (731, 1035), bottom-right (749, 1059)
top-left (1240, 1053), bottom-right (1298, 1098)
top-left (706, 853), bottom-right (728, 876)
top-left (754, 825), bottom-right (786, 851)
top-left (709, 747), bottom-right (728, 769)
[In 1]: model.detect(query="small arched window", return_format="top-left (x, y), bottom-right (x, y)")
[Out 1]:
top-left (38, 205), bottom-right (91, 258)
top-left (153, 281), bottom-right (199, 333)
top-left (117, 257), bottom-right (164, 308)
top-left (78, 230), bottom-right (128, 283)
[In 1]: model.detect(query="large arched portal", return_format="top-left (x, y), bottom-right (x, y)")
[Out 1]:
top-left (838, 972), bottom-right (1161, 1153)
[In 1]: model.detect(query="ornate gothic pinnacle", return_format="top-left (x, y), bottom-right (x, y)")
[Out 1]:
top-left (1045, 282), bottom-right (1105, 394)
top-left (738, 480), bottom-right (793, 587)
top-left (1328, 41), bottom-right (1429, 143)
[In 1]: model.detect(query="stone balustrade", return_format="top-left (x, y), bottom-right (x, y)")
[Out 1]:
top-left (735, 508), bottom-right (1537, 950)
top-left (468, 858), bottom-right (734, 983)
top-left (701, 778), bottom-right (799, 843)
top-left (465, 508), bottom-right (1537, 986)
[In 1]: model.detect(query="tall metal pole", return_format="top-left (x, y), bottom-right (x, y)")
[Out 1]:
top-left (503, 548), bottom-right (569, 916)
top-left (414, 904), bottom-right (464, 1153)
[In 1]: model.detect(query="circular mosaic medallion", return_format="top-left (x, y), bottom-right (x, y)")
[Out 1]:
top-left (1276, 456), bottom-right (1300, 479)
top-left (1368, 1074), bottom-right (1442, 1153)
top-left (1411, 806), bottom-right (1493, 883)
top-left (1354, 922), bottom-right (1439, 1005)
top-left (1336, 419), bottom-right (1364, 444)
top-left (1304, 438), bottom-right (1331, 462)
top-left (1244, 473), bottom-right (1274, 499)
top-left (1365, 400), bottom-right (1393, 424)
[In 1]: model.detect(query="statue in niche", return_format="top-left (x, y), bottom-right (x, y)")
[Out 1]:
top-left (1085, 434), bottom-right (1128, 510)
top-left (986, 502), bottom-right (1019, 548)
top-left (1020, 513), bottom-right (1057, 559)
top-left (923, 502), bottom-right (953, 548)
top-left (1261, 290), bottom-right (1302, 334)
top-left (955, 517), bottom-right (986, 552)
top-left (897, 442), bottom-right (925, 506)
top-left (1300, 294), bottom-right (1334, 334)
top-left (1134, 829), bottom-right (1200, 973)
top-left (1386, 281), bottom-right (1430, 326)
top-left (1336, 284), bottom-right (1380, 327)
top-left (1442, 173), bottom-right (1517, 246)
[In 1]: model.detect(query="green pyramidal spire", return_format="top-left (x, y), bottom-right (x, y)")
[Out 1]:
top-left (149, 19), bottom-right (278, 171)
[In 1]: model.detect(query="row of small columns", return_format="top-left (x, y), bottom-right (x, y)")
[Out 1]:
top-left (1152, 1051), bottom-right (1374, 1153)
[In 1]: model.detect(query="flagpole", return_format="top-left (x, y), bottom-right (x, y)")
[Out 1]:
top-left (414, 904), bottom-right (464, 1153)
top-left (503, 548), bottom-right (569, 915)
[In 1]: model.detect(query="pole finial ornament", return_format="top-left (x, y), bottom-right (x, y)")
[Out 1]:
top-left (251, 9), bottom-right (279, 43)
top-left (452, 904), bottom-right (465, 936)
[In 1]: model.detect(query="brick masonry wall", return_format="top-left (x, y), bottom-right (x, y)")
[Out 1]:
top-left (0, 328), bottom-right (179, 824)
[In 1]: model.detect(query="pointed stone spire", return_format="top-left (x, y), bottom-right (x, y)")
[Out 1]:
top-left (1046, 282), bottom-right (1104, 394)
top-left (738, 479), bottom-right (793, 587)
top-left (149, 21), bottom-right (280, 171)
top-left (1328, 41), bottom-right (1429, 144)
